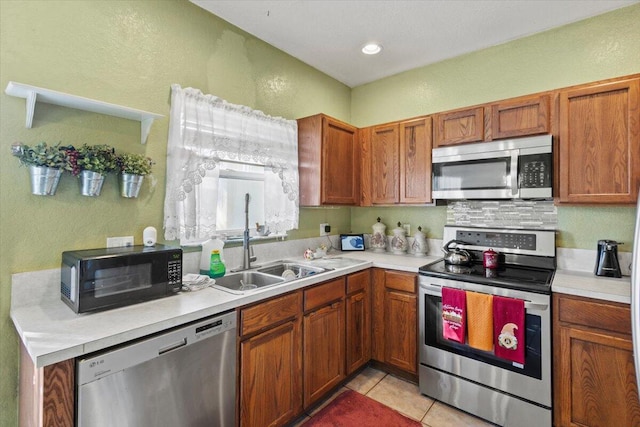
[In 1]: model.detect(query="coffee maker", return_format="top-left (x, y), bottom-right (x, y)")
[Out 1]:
top-left (595, 240), bottom-right (622, 278)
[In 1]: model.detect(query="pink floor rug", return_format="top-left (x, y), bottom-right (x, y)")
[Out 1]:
top-left (303, 390), bottom-right (421, 427)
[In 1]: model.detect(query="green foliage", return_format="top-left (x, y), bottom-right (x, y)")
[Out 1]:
top-left (117, 152), bottom-right (154, 176)
top-left (68, 144), bottom-right (118, 176)
top-left (12, 142), bottom-right (68, 168)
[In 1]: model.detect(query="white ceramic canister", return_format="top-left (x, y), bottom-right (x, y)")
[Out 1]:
top-left (371, 217), bottom-right (387, 252)
top-left (391, 222), bottom-right (408, 254)
top-left (411, 226), bottom-right (428, 256)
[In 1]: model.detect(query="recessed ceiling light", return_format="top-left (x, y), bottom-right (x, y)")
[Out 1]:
top-left (361, 43), bottom-right (382, 55)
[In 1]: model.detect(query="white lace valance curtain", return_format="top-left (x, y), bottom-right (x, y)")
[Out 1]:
top-left (163, 84), bottom-right (299, 241)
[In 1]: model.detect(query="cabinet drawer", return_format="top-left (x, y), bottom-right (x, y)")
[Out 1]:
top-left (304, 277), bottom-right (346, 312)
top-left (240, 291), bottom-right (301, 337)
top-left (556, 293), bottom-right (631, 335)
top-left (347, 270), bottom-right (370, 294)
top-left (384, 271), bottom-right (416, 293)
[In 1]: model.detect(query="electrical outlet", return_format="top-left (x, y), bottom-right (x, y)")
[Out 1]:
top-left (402, 223), bottom-right (411, 235)
top-left (319, 223), bottom-right (330, 236)
top-left (107, 236), bottom-right (134, 248)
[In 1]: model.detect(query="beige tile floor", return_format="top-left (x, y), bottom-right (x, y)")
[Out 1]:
top-left (295, 367), bottom-right (495, 427)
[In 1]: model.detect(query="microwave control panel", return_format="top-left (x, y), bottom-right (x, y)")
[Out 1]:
top-left (168, 259), bottom-right (182, 290)
top-left (519, 153), bottom-right (551, 188)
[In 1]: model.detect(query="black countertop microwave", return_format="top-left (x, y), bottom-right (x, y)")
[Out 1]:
top-left (432, 134), bottom-right (552, 200)
top-left (61, 244), bottom-right (182, 313)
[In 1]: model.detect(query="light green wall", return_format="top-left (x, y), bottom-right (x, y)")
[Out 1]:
top-left (1, 2), bottom-right (639, 424)
top-left (0, 1), bottom-right (351, 424)
top-left (350, 4), bottom-right (640, 251)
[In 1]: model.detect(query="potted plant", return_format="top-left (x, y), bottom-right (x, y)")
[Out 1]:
top-left (117, 152), bottom-right (154, 198)
top-left (11, 142), bottom-right (68, 195)
top-left (67, 144), bottom-right (118, 196)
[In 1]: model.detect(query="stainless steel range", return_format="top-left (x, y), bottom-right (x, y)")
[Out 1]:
top-left (418, 226), bottom-right (555, 427)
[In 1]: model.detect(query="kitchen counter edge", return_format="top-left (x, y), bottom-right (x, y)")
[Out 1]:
top-left (11, 252), bottom-right (432, 368)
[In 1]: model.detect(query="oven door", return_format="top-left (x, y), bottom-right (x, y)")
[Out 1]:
top-left (432, 149), bottom-right (519, 199)
top-left (418, 275), bottom-right (551, 408)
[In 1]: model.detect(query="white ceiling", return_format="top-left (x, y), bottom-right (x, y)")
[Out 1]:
top-left (191, 0), bottom-right (638, 88)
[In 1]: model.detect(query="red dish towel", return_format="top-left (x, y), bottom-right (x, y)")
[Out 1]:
top-left (442, 287), bottom-right (466, 344)
top-left (493, 295), bottom-right (525, 364)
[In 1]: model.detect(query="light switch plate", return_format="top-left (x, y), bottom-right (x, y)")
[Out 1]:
top-left (107, 236), bottom-right (134, 248)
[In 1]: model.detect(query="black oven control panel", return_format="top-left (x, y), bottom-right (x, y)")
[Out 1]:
top-left (456, 230), bottom-right (536, 250)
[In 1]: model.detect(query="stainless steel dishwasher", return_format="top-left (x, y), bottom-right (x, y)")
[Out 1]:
top-left (77, 310), bottom-right (237, 427)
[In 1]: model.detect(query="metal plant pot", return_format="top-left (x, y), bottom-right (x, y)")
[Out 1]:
top-left (29, 166), bottom-right (62, 196)
top-left (79, 170), bottom-right (106, 197)
top-left (120, 173), bottom-right (144, 198)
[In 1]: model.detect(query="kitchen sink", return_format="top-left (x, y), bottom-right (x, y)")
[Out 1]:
top-left (257, 262), bottom-right (329, 280)
top-left (212, 271), bottom-right (285, 294)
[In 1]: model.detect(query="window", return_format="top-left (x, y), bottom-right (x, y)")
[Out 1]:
top-left (212, 161), bottom-right (265, 235)
top-left (164, 85), bottom-right (299, 242)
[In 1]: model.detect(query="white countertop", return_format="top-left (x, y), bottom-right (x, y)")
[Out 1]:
top-left (12, 247), bottom-right (629, 368)
top-left (552, 270), bottom-right (631, 304)
top-left (11, 251), bottom-right (436, 368)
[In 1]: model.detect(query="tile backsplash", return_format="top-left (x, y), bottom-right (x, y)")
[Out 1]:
top-left (447, 200), bottom-right (557, 229)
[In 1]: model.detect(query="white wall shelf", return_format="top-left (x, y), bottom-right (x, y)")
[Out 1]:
top-left (5, 81), bottom-right (163, 144)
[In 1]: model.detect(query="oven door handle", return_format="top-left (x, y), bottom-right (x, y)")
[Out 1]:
top-left (524, 302), bottom-right (548, 311)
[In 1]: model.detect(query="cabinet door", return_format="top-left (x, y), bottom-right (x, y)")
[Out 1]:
top-left (303, 301), bottom-right (346, 408)
top-left (384, 289), bottom-right (417, 374)
top-left (400, 117), bottom-right (432, 204)
top-left (491, 95), bottom-right (550, 139)
top-left (346, 289), bottom-right (370, 375)
top-left (434, 107), bottom-right (484, 147)
top-left (240, 319), bottom-right (302, 427)
top-left (559, 78), bottom-right (640, 204)
top-left (19, 343), bottom-right (75, 427)
top-left (555, 326), bottom-right (640, 427)
top-left (322, 116), bottom-right (360, 205)
top-left (371, 124), bottom-right (400, 204)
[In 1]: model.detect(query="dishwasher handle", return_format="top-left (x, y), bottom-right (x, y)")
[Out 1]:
top-left (158, 338), bottom-right (187, 355)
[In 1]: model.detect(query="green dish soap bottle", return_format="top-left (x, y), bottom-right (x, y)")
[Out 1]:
top-left (209, 249), bottom-right (226, 278)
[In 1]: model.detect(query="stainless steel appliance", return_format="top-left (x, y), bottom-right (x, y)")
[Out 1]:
top-left (61, 244), bottom-right (182, 313)
top-left (595, 239), bottom-right (622, 278)
top-left (419, 226), bottom-right (555, 427)
top-left (432, 134), bottom-right (552, 200)
top-left (77, 310), bottom-right (237, 427)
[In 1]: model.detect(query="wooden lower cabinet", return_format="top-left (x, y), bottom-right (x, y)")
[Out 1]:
top-left (371, 268), bottom-right (417, 377)
top-left (239, 292), bottom-right (303, 427)
top-left (345, 270), bottom-right (371, 375)
top-left (553, 293), bottom-right (640, 427)
top-left (303, 278), bottom-right (346, 408)
top-left (19, 343), bottom-right (74, 427)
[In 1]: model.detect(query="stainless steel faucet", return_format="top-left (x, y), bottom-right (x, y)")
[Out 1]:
top-left (242, 193), bottom-right (257, 270)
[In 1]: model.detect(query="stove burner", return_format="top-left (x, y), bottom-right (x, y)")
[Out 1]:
top-left (445, 264), bottom-right (472, 274)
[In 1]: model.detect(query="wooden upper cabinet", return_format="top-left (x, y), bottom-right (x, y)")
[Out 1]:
top-left (370, 123), bottom-right (400, 204)
top-left (365, 117), bottom-right (432, 205)
top-left (298, 114), bottom-right (360, 206)
top-left (400, 117), bottom-right (432, 204)
top-left (434, 106), bottom-right (484, 147)
top-left (558, 77), bottom-right (640, 204)
top-left (491, 95), bottom-right (550, 139)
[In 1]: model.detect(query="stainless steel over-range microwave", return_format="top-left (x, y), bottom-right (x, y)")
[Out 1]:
top-left (432, 134), bottom-right (552, 200)
top-left (61, 244), bottom-right (182, 313)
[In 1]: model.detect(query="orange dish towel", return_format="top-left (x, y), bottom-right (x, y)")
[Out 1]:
top-left (466, 291), bottom-right (493, 351)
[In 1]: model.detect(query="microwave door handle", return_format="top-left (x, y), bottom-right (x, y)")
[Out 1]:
top-left (510, 150), bottom-right (519, 197)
